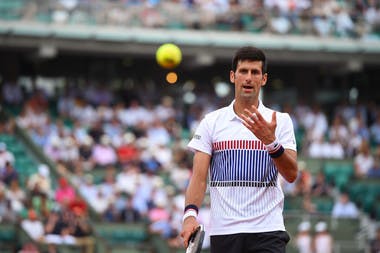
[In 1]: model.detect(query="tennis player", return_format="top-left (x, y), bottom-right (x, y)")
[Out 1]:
top-left (181, 46), bottom-right (298, 252)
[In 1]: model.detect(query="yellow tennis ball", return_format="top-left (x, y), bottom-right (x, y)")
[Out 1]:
top-left (156, 43), bottom-right (182, 69)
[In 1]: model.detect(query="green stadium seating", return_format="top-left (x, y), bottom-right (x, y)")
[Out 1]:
top-left (313, 196), bottom-right (334, 214)
top-left (0, 223), bottom-right (17, 253)
top-left (330, 217), bottom-right (360, 241)
top-left (0, 133), bottom-right (15, 143)
top-left (284, 196), bottom-right (303, 212)
top-left (323, 160), bottom-right (354, 190)
top-left (93, 222), bottom-right (149, 249)
top-left (0, 0), bottom-right (25, 21)
top-left (348, 179), bottom-right (380, 214)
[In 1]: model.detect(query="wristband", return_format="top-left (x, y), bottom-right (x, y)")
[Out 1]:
top-left (265, 139), bottom-right (280, 152)
top-left (269, 145), bottom-right (285, 158)
top-left (184, 204), bottom-right (199, 214)
top-left (182, 209), bottom-right (197, 222)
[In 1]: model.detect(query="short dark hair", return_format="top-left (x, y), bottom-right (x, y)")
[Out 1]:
top-left (231, 46), bottom-right (267, 73)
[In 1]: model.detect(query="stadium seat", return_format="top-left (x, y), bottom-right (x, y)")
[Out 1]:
top-left (323, 161), bottom-right (354, 190)
top-left (349, 180), bottom-right (380, 214)
top-left (0, 223), bottom-right (17, 253)
top-left (0, 133), bottom-right (15, 143)
top-left (93, 222), bottom-right (148, 246)
top-left (0, 0), bottom-right (25, 21)
top-left (313, 196), bottom-right (334, 214)
top-left (330, 217), bottom-right (360, 241)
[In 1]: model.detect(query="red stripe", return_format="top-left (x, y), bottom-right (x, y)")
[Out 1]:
top-left (213, 140), bottom-right (266, 151)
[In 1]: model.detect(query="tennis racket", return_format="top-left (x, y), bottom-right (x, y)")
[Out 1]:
top-left (186, 224), bottom-right (205, 253)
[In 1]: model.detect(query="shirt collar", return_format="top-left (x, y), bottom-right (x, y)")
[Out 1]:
top-left (227, 100), bottom-right (266, 121)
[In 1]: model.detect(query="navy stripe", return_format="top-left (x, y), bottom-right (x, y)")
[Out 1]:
top-left (210, 150), bottom-right (277, 184)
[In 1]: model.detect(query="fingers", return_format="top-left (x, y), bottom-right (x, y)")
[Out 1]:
top-left (242, 108), bottom-right (261, 127)
top-left (181, 223), bottom-right (199, 248)
top-left (181, 231), bottom-right (191, 248)
top-left (251, 106), bottom-right (265, 121)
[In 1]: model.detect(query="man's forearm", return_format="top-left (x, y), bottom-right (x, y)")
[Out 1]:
top-left (272, 149), bottom-right (298, 183)
top-left (185, 178), bottom-right (207, 208)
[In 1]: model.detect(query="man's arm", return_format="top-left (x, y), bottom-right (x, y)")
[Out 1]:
top-left (181, 150), bottom-right (210, 248)
top-left (241, 106), bottom-right (298, 183)
top-left (272, 149), bottom-right (298, 183)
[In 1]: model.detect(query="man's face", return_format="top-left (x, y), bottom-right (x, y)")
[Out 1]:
top-left (230, 60), bottom-right (267, 100)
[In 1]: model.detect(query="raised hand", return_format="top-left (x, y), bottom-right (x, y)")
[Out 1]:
top-left (240, 105), bottom-right (277, 145)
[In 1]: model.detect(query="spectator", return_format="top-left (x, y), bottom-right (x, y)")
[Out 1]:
top-left (370, 226), bottom-right (380, 253)
top-left (77, 136), bottom-right (95, 171)
top-left (88, 188), bottom-right (110, 215)
top-left (308, 136), bottom-right (328, 158)
top-left (1, 80), bottom-right (24, 105)
top-left (0, 184), bottom-right (18, 222)
top-left (69, 207), bottom-right (94, 253)
top-left (311, 171), bottom-right (332, 197)
top-left (148, 198), bottom-right (172, 239)
top-left (294, 161), bottom-right (312, 196)
top-left (370, 114), bottom-right (380, 146)
top-left (78, 174), bottom-right (98, 204)
top-left (115, 164), bottom-right (140, 195)
top-left (116, 132), bottom-right (140, 165)
top-left (304, 104), bottom-right (328, 144)
top-left (0, 112), bottom-right (15, 134)
top-left (120, 196), bottom-right (141, 223)
top-left (27, 164), bottom-right (52, 198)
top-left (55, 177), bottom-right (76, 207)
top-left (368, 147), bottom-right (380, 178)
top-left (324, 136), bottom-right (345, 159)
top-left (155, 96), bottom-right (176, 121)
top-left (102, 172), bottom-right (118, 201)
top-left (91, 135), bottom-right (117, 167)
top-left (332, 192), bottom-right (359, 219)
top-left (44, 136), bottom-right (64, 163)
top-left (333, 5), bottom-right (356, 37)
top-left (5, 178), bottom-right (26, 214)
top-left (44, 209), bottom-right (76, 248)
top-left (21, 209), bottom-right (45, 242)
top-left (354, 140), bottom-right (374, 178)
top-left (68, 195), bottom-right (88, 219)
top-left (146, 118), bottom-right (171, 146)
top-left (295, 221), bottom-right (313, 253)
top-left (0, 161), bottom-right (19, 186)
top-left (302, 194), bottom-right (317, 214)
top-left (0, 142), bottom-right (15, 169)
top-left (313, 221), bottom-right (333, 253)
top-left (30, 126), bottom-right (50, 148)
top-left (328, 114), bottom-right (349, 150)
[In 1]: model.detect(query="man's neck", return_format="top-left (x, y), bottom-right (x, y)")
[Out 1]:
top-left (233, 98), bottom-right (259, 116)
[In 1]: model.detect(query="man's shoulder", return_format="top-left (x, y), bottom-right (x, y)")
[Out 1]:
top-left (203, 105), bottom-right (230, 121)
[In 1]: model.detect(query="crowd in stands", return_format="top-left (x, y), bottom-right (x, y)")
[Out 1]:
top-left (1, 79), bottom-right (380, 252)
top-left (2, 0), bottom-right (379, 40)
top-left (295, 220), bottom-right (333, 253)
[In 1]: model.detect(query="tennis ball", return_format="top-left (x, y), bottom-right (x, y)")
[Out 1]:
top-left (156, 43), bottom-right (182, 69)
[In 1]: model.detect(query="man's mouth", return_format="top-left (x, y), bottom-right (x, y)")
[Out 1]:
top-left (243, 85), bottom-right (253, 90)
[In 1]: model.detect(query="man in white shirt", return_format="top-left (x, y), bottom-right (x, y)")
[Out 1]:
top-left (21, 209), bottom-right (45, 242)
top-left (332, 192), bottom-right (359, 218)
top-left (181, 46), bottom-right (298, 252)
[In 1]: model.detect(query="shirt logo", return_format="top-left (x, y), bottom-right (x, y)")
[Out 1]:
top-left (194, 134), bottom-right (201, 140)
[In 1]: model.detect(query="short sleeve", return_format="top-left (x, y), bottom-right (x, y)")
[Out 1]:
top-left (277, 112), bottom-right (297, 152)
top-left (188, 116), bottom-right (212, 155)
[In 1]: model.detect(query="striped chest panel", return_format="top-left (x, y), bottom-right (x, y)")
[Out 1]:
top-left (210, 140), bottom-right (278, 186)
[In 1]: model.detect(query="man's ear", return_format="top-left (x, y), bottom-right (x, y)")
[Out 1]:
top-left (230, 71), bottom-right (235, 83)
top-left (261, 73), bottom-right (268, 87)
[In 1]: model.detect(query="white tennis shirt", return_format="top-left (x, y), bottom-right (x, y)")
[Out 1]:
top-left (188, 100), bottom-right (297, 236)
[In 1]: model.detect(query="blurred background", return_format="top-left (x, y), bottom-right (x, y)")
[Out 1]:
top-left (0, 0), bottom-right (380, 253)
